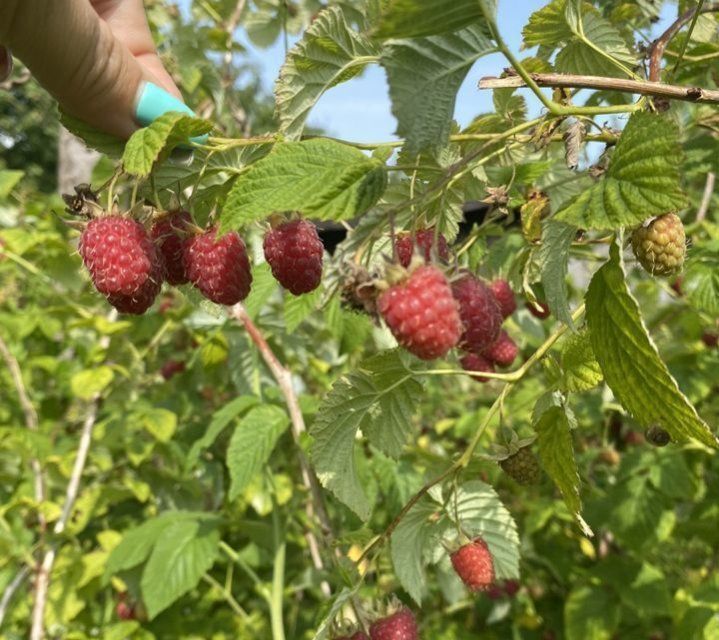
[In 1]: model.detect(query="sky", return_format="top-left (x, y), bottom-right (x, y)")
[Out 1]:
top-left (229, 1), bottom-right (677, 144)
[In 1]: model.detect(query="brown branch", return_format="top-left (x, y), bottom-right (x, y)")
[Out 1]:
top-left (230, 304), bottom-right (332, 597)
top-left (697, 171), bottom-right (715, 222)
top-left (648, 2), bottom-right (719, 82)
top-left (478, 72), bottom-right (719, 104)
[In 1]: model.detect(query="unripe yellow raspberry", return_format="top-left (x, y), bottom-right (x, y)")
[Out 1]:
top-left (631, 213), bottom-right (686, 277)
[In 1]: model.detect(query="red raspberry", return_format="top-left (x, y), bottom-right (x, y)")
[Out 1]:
top-left (106, 282), bottom-right (159, 315)
top-left (378, 266), bottom-right (461, 360)
top-left (151, 210), bottom-right (192, 285)
top-left (452, 273), bottom-right (502, 354)
top-left (503, 579), bottom-right (520, 597)
top-left (263, 219), bottom-right (324, 295)
top-left (451, 537), bottom-right (495, 591)
top-left (702, 332), bottom-right (718, 348)
top-left (394, 229), bottom-right (450, 268)
top-left (460, 353), bottom-right (495, 383)
top-left (183, 227), bottom-right (252, 305)
top-left (483, 330), bottom-right (519, 367)
top-left (79, 215), bottom-right (164, 299)
top-left (369, 607), bottom-right (418, 640)
top-left (160, 359), bottom-right (185, 380)
top-left (489, 279), bottom-right (516, 319)
top-left (526, 300), bottom-right (550, 319)
top-left (116, 600), bottom-right (135, 621)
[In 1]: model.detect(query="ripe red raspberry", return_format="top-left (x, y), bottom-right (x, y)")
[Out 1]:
top-left (160, 359), bottom-right (185, 380)
top-left (526, 300), bottom-right (550, 319)
top-left (369, 607), bottom-right (418, 640)
top-left (183, 227), bottom-right (252, 305)
top-left (394, 229), bottom-right (450, 268)
top-left (489, 279), bottom-right (516, 319)
top-left (106, 283), bottom-right (159, 315)
top-left (451, 537), bottom-right (495, 591)
top-left (79, 215), bottom-right (164, 298)
top-left (452, 273), bottom-right (502, 354)
top-left (631, 213), bottom-right (686, 277)
top-left (484, 330), bottom-right (519, 367)
top-left (151, 210), bottom-right (192, 285)
top-left (263, 219), bottom-right (324, 295)
top-left (116, 600), bottom-right (135, 621)
top-left (378, 266), bottom-right (461, 360)
top-left (460, 353), bottom-right (495, 383)
top-left (702, 332), bottom-right (718, 348)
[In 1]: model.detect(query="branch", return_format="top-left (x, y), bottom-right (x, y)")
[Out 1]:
top-left (648, 2), bottom-right (719, 82)
top-left (479, 73), bottom-right (719, 105)
top-left (0, 566), bottom-right (30, 627)
top-left (697, 171), bottom-right (715, 222)
top-left (230, 304), bottom-right (332, 597)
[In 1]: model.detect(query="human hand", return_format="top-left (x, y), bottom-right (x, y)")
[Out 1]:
top-left (0, 0), bottom-right (195, 139)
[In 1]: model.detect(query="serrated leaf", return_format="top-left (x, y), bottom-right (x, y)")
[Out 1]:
top-left (446, 481), bottom-right (520, 580)
top-left (523, 0), bottom-right (574, 47)
top-left (221, 139), bottom-right (386, 230)
top-left (186, 396), bottom-right (259, 470)
top-left (276, 6), bottom-right (380, 140)
top-left (141, 518), bottom-right (219, 619)
top-left (565, 585), bottom-right (619, 640)
top-left (560, 330), bottom-right (603, 392)
top-left (374, 0), bottom-right (485, 39)
top-left (122, 113), bottom-right (213, 178)
top-left (70, 366), bottom-right (113, 400)
top-left (536, 221), bottom-right (577, 328)
top-left (555, 113), bottom-right (687, 230)
top-left (59, 111), bottom-right (126, 157)
top-left (390, 498), bottom-right (438, 604)
top-left (586, 244), bottom-right (717, 448)
top-left (284, 287), bottom-right (322, 333)
top-left (382, 24), bottom-right (494, 157)
top-left (140, 407), bottom-right (177, 443)
top-left (535, 405), bottom-right (590, 535)
top-left (227, 405), bottom-right (289, 500)
top-left (310, 350), bottom-right (422, 519)
top-left (683, 244), bottom-right (719, 315)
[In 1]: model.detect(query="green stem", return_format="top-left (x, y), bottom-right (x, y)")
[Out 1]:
top-left (269, 497), bottom-right (286, 640)
top-left (669, 0), bottom-right (706, 81)
top-left (202, 573), bottom-right (249, 620)
top-left (219, 541), bottom-right (263, 586)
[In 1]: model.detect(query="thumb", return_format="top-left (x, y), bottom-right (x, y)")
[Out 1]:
top-left (1, 0), bottom-right (184, 139)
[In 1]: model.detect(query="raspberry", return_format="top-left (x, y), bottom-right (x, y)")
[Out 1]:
top-left (183, 227), bottom-right (252, 305)
top-left (702, 332), bottom-right (718, 348)
top-left (394, 229), bottom-right (450, 267)
top-left (460, 353), bottom-right (495, 383)
top-left (79, 215), bottom-right (164, 301)
top-left (106, 282), bottom-right (159, 315)
top-left (526, 300), bottom-right (550, 319)
top-left (645, 425), bottom-right (670, 447)
top-left (483, 330), bottom-right (519, 367)
top-left (489, 279), bottom-right (516, 318)
top-left (369, 607), bottom-right (419, 640)
top-left (151, 210), bottom-right (192, 285)
top-left (500, 447), bottom-right (542, 485)
top-left (503, 579), bottom-right (520, 597)
top-left (116, 601), bottom-right (135, 620)
top-left (452, 273), bottom-right (502, 354)
top-left (160, 359), bottom-right (185, 380)
top-left (631, 213), bottom-right (686, 277)
top-left (263, 219), bottom-right (324, 295)
top-left (378, 266), bottom-right (461, 360)
top-left (451, 538), bottom-right (495, 591)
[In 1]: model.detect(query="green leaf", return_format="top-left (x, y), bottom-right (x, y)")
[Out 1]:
top-left (555, 113), bottom-right (688, 230)
top-left (0, 170), bottom-right (24, 199)
top-left (559, 330), bottom-right (603, 392)
top-left (534, 405), bottom-right (590, 534)
top-left (585, 244), bottom-right (717, 448)
top-left (565, 585), bottom-right (619, 640)
top-left (523, 0), bottom-right (573, 47)
top-left (536, 221), bottom-right (576, 328)
top-left (284, 287), bottom-right (322, 333)
top-left (122, 113), bottom-right (213, 178)
top-left (221, 139), bottom-right (386, 230)
top-left (374, 0), bottom-right (485, 39)
top-left (70, 366), bottom-right (113, 400)
top-left (446, 481), bottom-right (520, 580)
top-left (227, 405), bottom-right (289, 500)
top-left (186, 396), bottom-right (259, 470)
top-left (141, 518), bottom-right (220, 619)
top-left (382, 24), bottom-right (494, 157)
top-left (59, 110), bottom-right (126, 157)
top-left (390, 497), bottom-right (438, 604)
top-left (140, 407), bottom-right (177, 443)
top-left (683, 244), bottom-right (719, 315)
top-left (276, 6), bottom-right (379, 140)
top-left (243, 262), bottom-right (279, 319)
top-left (619, 563), bottom-right (672, 616)
top-left (310, 350), bottom-right (423, 519)
top-left (312, 586), bottom-right (361, 640)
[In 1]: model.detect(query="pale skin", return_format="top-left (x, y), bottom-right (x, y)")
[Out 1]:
top-left (0, 0), bottom-right (182, 138)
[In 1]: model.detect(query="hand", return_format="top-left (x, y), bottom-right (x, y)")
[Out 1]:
top-left (0, 0), bottom-right (185, 138)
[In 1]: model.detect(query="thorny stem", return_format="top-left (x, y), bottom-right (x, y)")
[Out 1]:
top-left (356, 304), bottom-right (586, 566)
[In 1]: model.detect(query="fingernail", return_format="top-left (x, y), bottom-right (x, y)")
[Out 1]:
top-left (134, 82), bottom-right (208, 145)
top-left (0, 47), bottom-right (13, 83)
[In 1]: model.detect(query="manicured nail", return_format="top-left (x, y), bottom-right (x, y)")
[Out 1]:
top-left (0, 47), bottom-right (13, 83)
top-left (134, 82), bottom-right (208, 145)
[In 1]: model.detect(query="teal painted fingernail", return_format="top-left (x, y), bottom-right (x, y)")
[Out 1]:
top-left (134, 82), bottom-right (208, 145)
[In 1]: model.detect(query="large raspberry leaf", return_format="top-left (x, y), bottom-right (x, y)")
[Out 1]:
top-left (683, 243), bottom-right (719, 316)
top-left (276, 7), bottom-right (380, 140)
top-left (222, 139), bottom-right (387, 229)
top-left (586, 244), bottom-right (717, 448)
top-left (559, 330), bottom-right (603, 393)
top-left (374, 0), bottom-right (490, 39)
top-left (535, 220), bottom-right (577, 329)
top-left (310, 350), bottom-right (423, 520)
top-left (382, 23), bottom-right (494, 157)
top-left (555, 113), bottom-right (687, 230)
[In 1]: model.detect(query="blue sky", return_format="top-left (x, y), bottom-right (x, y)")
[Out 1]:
top-left (232, 1), bottom-right (676, 142)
